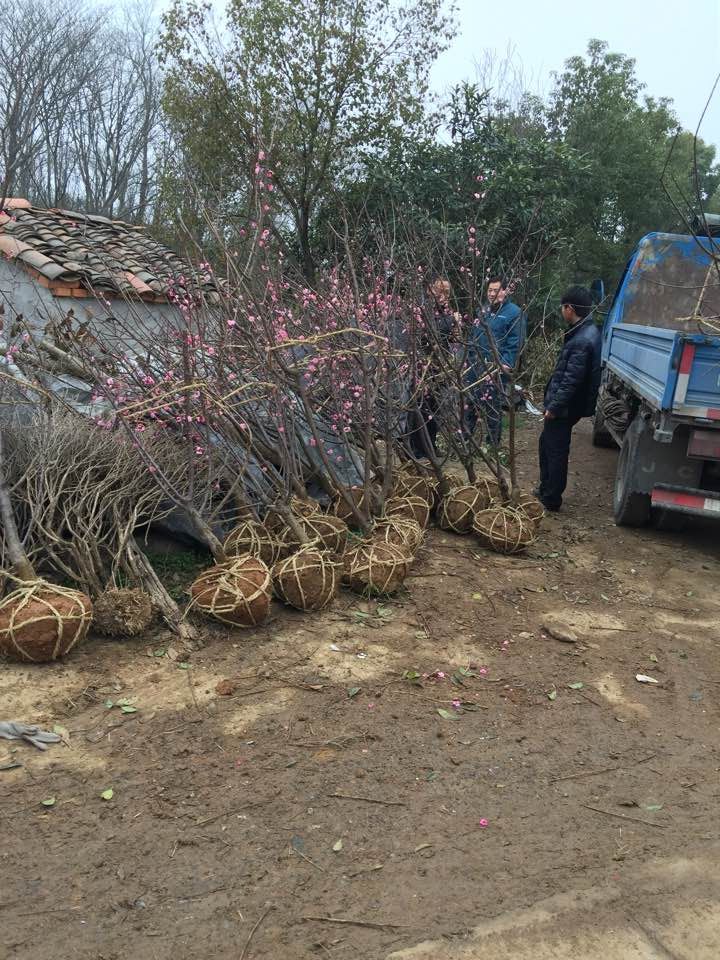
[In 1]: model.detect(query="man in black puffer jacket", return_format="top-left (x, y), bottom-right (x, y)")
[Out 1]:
top-left (537, 286), bottom-right (601, 511)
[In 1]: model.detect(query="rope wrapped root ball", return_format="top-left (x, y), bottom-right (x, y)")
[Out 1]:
top-left (373, 516), bottom-right (424, 554)
top-left (392, 472), bottom-right (436, 506)
top-left (437, 484), bottom-right (487, 534)
top-left (385, 495), bottom-right (430, 529)
top-left (299, 514), bottom-right (348, 556)
top-left (189, 556), bottom-right (271, 627)
top-left (472, 506), bottom-right (537, 555)
top-left (93, 588), bottom-right (154, 638)
top-left (273, 547), bottom-right (339, 612)
top-left (515, 493), bottom-right (545, 529)
top-left (265, 497), bottom-right (320, 534)
top-left (224, 519), bottom-right (281, 566)
top-left (0, 581), bottom-right (93, 662)
top-left (331, 486), bottom-right (379, 525)
top-left (474, 476), bottom-right (501, 509)
top-left (344, 541), bottom-right (411, 595)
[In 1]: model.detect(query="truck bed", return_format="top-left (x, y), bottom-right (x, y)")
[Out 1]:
top-left (606, 322), bottom-right (720, 419)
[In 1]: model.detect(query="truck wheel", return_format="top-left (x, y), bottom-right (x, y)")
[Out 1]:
top-left (613, 426), bottom-right (651, 526)
top-left (592, 406), bottom-right (615, 448)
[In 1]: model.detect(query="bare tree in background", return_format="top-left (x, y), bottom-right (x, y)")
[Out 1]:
top-left (0, 0), bottom-right (100, 206)
top-left (2, 0), bottom-right (164, 222)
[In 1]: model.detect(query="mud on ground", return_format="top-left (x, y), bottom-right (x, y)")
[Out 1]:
top-left (3, 422), bottom-right (720, 960)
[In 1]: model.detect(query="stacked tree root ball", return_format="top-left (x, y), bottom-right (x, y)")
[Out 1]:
top-left (189, 465), bottom-right (544, 630)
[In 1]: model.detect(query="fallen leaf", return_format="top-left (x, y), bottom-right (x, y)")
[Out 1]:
top-left (120, 705), bottom-right (137, 714)
top-left (177, 662), bottom-right (190, 670)
top-left (567, 682), bottom-right (584, 690)
top-left (104, 699), bottom-right (114, 709)
top-left (644, 803), bottom-right (663, 812)
top-left (414, 843), bottom-right (432, 852)
top-left (547, 689), bottom-right (557, 701)
top-left (635, 674), bottom-right (659, 684)
top-left (41, 797), bottom-right (56, 807)
top-left (101, 788), bottom-right (114, 801)
top-left (437, 708), bottom-right (459, 720)
top-left (332, 839), bottom-right (343, 852)
top-left (347, 687), bottom-right (361, 698)
top-left (472, 593), bottom-right (483, 601)
top-left (649, 653), bottom-right (658, 663)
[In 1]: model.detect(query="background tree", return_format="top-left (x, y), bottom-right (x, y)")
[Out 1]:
top-left (160, 0), bottom-right (457, 278)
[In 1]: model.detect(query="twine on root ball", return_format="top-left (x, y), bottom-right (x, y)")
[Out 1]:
top-left (93, 588), bottom-right (153, 638)
top-left (472, 506), bottom-right (537, 555)
top-left (331, 486), bottom-right (379, 525)
top-left (0, 581), bottom-right (93, 662)
top-left (515, 493), bottom-right (545, 529)
top-left (224, 519), bottom-right (282, 566)
top-left (273, 547), bottom-right (340, 612)
top-left (373, 516), bottom-right (423, 554)
top-left (436, 484), bottom-right (487, 534)
top-left (392, 472), bottom-right (435, 506)
top-left (344, 541), bottom-right (411, 596)
top-left (298, 513), bottom-right (348, 556)
top-left (189, 556), bottom-right (271, 627)
top-left (385, 495), bottom-right (430, 529)
top-left (265, 497), bottom-right (320, 534)
top-left (474, 476), bottom-right (501, 509)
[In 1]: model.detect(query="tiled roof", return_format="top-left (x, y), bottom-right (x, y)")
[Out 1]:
top-left (0, 199), bottom-right (220, 303)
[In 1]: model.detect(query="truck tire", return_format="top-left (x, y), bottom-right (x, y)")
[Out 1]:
top-left (592, 405), bottom-right (615, 448)
top-left (613, 423), bottom-right (651, 526)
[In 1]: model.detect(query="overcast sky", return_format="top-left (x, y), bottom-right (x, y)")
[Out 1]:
top-left (431, 0), bottom-right (720, 149)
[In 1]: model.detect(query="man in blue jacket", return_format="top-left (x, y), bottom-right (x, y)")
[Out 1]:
top-left (537, 286), bottom-right (601, 511)
top-left (467, 277), bottom-right (526, 446)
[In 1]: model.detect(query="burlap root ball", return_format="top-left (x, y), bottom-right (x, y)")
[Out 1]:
top-left (273, 547), bottom-right (340, 611)
top-left (189, 556), bottom-right (271, 627)
top-left (344, 541), bottom-right (411, 595)
top-left (224, 519), bottom-right (281, 566)
top-left (472, 506), bottom-right (537, 555)
top-left (0, 581), bottom-right (93, 662)
top-left (437, 484), bottom-right (487, 534)
top-left (474, 476), bottom-right (502, 509)
top-left (515, 493), bottom-right (545, 528)
top-left (392, 472), bottom-right (436, 506)
top-left (385, 495), bottom-right (430, 529)
top-left (93, 588), bottom-right (154, 638)
top-left (265, 497), bottom-right (320, 534)
top-left (331, 486), bottom-right (379, 525)
top-left (299, 513), bottom-right (348, 556)
top-left (373, 516), bottom-right (424, 554)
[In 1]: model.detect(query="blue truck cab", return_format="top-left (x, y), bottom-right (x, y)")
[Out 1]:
top-left (593, 230), bottom-right (720, 527)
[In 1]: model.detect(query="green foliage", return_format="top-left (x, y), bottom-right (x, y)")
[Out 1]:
top-left (160, 0), bottom-right (456, 276)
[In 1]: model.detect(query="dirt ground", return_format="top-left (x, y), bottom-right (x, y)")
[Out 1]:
top-left (3, 420), bottom-right (720, 960)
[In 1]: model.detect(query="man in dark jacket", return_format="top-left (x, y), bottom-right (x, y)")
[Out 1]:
top-left (467, 277), bottom-right (526, 446)
top-left (537, 286), bottom-right (601, 511)
top-left (409, 278), bottom-right (458, 459)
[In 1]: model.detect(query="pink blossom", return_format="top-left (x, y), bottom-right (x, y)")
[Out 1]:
top-left (479, 818), bottom-right (489, 828)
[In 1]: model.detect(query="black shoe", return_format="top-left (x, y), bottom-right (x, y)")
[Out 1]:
top-left (540, 499), bottom-right (560, 512)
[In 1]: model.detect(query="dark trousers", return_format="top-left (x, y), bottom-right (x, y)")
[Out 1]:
top-left (467, 382), bottom-right (503, 446)
top-left (409, 394), bottom-right (439, 459)
top-left (538, 415), bottom-right (581, 509)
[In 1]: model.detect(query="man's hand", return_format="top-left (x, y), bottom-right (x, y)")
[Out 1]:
top-left (544, 409), bottom-right (556, 420)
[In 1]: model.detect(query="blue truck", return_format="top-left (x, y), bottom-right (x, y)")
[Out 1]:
top-left (592, 228), bottom-right (720, 528)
